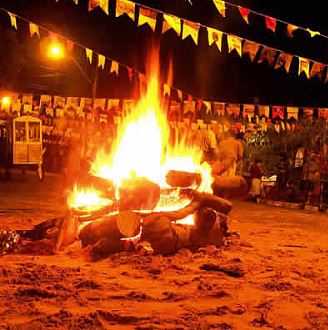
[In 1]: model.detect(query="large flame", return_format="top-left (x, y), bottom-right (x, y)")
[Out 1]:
top-left (70, 52), bottom-right (213, 225)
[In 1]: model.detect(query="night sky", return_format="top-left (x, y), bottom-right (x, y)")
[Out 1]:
top-left (0, 0), bottom-right (327, 106)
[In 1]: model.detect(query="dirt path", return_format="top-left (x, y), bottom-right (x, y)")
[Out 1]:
top-left (0, 175), bottom-right (327, 329)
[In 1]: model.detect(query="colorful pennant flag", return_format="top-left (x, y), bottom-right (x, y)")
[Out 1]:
top-left (212, 102), bottom-right (225, 116)
top-left (275, 53), bottom-right (293, 73)
top-left (8, 12), bottom-right (17, 30)
top-left (213, 0), bottom-right (226, 17)
top-left (310, 62), bottom-right (325, 79)
top-left (258, 105), bottom-right (270, 117)
top-left (306, 28), bottom-right (320, 37)
top-left (207, 27), bottom-right (223, 51)
top-left (98, 54), bottom-right (105, 68)
top-left (286, 24), bottom-right (298, 37)
top-left (110, 60), bottom-right (119, 75)
top-left (138, 7), bottom-right (157, 32)
top-left (238, 6), bottom-right (250, 24)
top-left (272, 106), bottom-right (285, 119)
top-left (127, 67), bottom-right (133, 82)
top-left (116, 0), bottom-right (135, 20)
top-left (258, 47), bottom-right (277, 66)
top-left (298, 57), bottom-right (310, 78)
top-left (265, 16), bottom-right (277, 32)
top-left (182, 21), bottom-right (200, 44)
top-left (243, 104), bottom-right (255, 121)
top-left (287, 106), bottom-right (299, 119)
top-left (163, 83), bottom-right (170, 96)
top-left (29, 23), bottom-right (40, 38)
top-left (162, 14), bottom-right (181, 35)
top-left (227, 35), bottom-right (242, 57)
top-left (86, 48), bottom-right (93, 63)
top-left (88, 0), bottom-right (109, 15)
top-left (183, 100), bottom-right (195, 114)
top-left (242, 40), bottom-right (260, 61)
top-left (318, 108), bottom-right (328, 121)
top-left (226, 104), bottom-right (240, 118)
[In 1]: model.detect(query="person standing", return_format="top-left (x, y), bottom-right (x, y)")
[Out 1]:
top-left (249, 159), bottom-right (264, 202)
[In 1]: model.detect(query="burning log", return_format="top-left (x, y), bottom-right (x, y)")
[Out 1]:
top-left (118, 177), bottom-right (160, 211)
top-left (166, 170), bottom-right (201, 188)
top-left (212, 176), bottom-right (248, 200)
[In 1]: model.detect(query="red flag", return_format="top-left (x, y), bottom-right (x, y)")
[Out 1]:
top-left (238, 7), bottom-right (250, 24)
top-left (265, 16), bottom-right (277, 32)
top-left (272, 106), bottom-right (285, 119)
top-left (127, 67), bottom-right (133, 82)
top-left (188, 94), bottom-right (193, 102)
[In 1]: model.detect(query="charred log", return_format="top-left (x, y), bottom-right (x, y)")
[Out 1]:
top-left (166, 170), bottom-right (201, 188)
top-left (212, 176), bottom-right (248, 200)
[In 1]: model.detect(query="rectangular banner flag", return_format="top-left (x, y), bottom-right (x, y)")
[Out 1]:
top-left (183, 100), bottom-right (195, 114)
top-left (265, 16), bottom-right (277, 32)
top-left (287, 106), bottom-right (299, 119)
top-left (212, 102), bottom-right (225, 116)
top-left (227, 35), bottom-right (242, 57)
top-left (207, 27), bottom-right (223, 51)
top-left (258, 47), bottom-right (277, 66)
top-left (226, 104), bottom-right (240, 118)
top-left (182, 21), bottom-right (200, 45)
top-left (258, 105), bottom-right (270, 117)
top-left (272, 106), bottom-right (285, 119)
top-left (242, 40), bottom-right (260, 61)
top-left (318, 108), bottom-right (328, 121)
top-left (298, 57), bottom-right (310, 78)
top-left (162, 14), bottom-right (181, 35)
top-left (138, 7), bottom-right (157, 32)
top-left (88, 0), bottom-right (109, 15)
top-left (310, 62), bottom-right (325, 79)
top-left (302, 107), bottom-right (313, 119)
top-left (116, 0), bottom-right (135, 20)
top-left (275, 53), bottom-right (293, 72)
top-left (242, 104), bottom-right (255, 120)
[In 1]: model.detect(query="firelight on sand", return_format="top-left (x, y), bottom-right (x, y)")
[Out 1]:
top-left (69, 55), bottom-right (213, 224)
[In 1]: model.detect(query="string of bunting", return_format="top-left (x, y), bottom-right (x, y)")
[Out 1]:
top-left (84, 0), bottom-right (328, 81)
top-left (1, 92), bottom-right (328, 130)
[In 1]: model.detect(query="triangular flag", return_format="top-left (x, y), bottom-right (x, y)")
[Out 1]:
top-left (306, 28), bottom-right (320, 37)
top-left (98, 54), bottom-right (105, 69)
top-left (127, 67), bottom-right (133, 82)
top-left (213, 0), bottom-right (226, 17)
top-left (207, 27), bottom-right (223, 51)
top-left (163, 83), bottom-right (170, 96)
top-left (162, 14), bottom-right (181, 35)
top-left (258, 105), bottom-right (270, 117)
top-left (238, 6), bottom-right (250, 24)
top-left (272, 106), bottom-right (285, 119)
top-left (227, 35), bottom-right (242, 57)
top-left (265, 16), bottom-right (277, 32)
top-left (275, 53), bottom-right (293, 73)
top-left (85, 48), bottom-right (93, 63)
top-left (310, 62), bottom-right (325, 79)
top-left (88, 0), bottom-right (109, 15)
top-left (242, 40), bottom-right (260, 61)
top-left (286, 24), bottom-right (298, 37)
top-left (298, 57), bottom-right (310, 78)
top-left (177, 89), bottom-right (183, 101)
top-left (8, 12), bottom-right (17, 30)
top-left (204, 101), bottom-right (211, 114)
top-left (116, 0), bottom-right (135, 21)
top-left (287, 106), bottom-right (299, 119)
top-left (242, 104), bottom-right (255, 118)
top-left (258, 47), bottom-right (277, 66)
top-left (29, 23), bottom-right (40, 38)
top-left (138, 7), bottom-right (157, 32)
top-left (182, 21), bottom-right (200, 44)
top-left (110, 61), bottom-right (119, 75)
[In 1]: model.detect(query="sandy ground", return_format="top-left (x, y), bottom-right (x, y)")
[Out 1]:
top-left (0, 174), bottom-right (328, 330)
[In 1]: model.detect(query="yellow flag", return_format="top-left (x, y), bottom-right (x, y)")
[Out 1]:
top-left (306, 28), bottom-right (320, 37)
top-left (8, 12), bottom-right (17, 30)
top-left (298, 57), bottom-right (310, 78)
top-left (88, 0), bottom-right (109, 15)
top-left (29, 23), bottom-right (40, 38)
top-left (116, 0), bottom-right (135, 21)
top-left (227, 35), bottom-right (242, 57)
top-left (98, 54), bottom-right (105, 69)
top-left (213, 0), bottom-right (226, 17)
top-left (110, 61), bottom-right (119, 75)
top-left (177, 89), bottom-right (183, 101)
top-left (286, 24), bottom-right (298, 37)
top-left (182, 21), bottom-right (199, 45)
top-left (163, 84), bottom-right (170, 96)
top-left (162, 14), bottom-right (181, 35)
top-left (138, 7), bottom-right (157, 32)
top-left (86, 48), bottom-right (93, 63)
top-left (207, 27), bottom-right (222, 51)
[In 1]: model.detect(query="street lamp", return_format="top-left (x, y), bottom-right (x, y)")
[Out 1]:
top-left (46, 42), bottom-right (65, 61)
